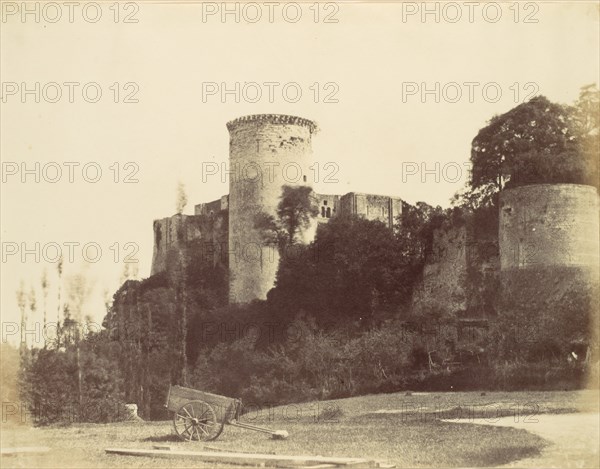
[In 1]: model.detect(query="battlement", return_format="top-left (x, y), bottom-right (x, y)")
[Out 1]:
top-left (226, 114), bottom-right (318, 134)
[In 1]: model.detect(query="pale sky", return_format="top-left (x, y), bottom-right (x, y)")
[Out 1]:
top-left (1, 1), bottom-right (598, 338)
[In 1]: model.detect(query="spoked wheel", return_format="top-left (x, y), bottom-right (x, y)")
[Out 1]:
top-left (173, 400), bottom-right (221, 441)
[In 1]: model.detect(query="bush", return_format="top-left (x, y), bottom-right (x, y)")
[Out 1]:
top-left (20, 345), bottom-right (129, 425)
top-left (190, 319), bottom-right (436, 404)
top-left (491, 362), bottom-right (586, 391)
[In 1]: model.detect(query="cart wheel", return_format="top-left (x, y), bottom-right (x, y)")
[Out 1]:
top-left (173, 400), bottom-right (221, 441)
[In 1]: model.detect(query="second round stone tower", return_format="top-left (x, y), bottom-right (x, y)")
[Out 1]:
top-left (226, 114), bottom-right (318, 303)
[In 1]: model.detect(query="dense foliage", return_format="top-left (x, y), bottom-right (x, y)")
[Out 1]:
top-left (15, 340), bottom-right (130, 425)
top-left (468, 86), bottom-right (599, 207)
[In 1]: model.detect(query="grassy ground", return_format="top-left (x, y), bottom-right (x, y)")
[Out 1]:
top-left (2, 389), bottom-right (598, 468)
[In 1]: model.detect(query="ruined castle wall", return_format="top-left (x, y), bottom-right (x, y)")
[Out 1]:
top-left (412, 225), bottom-right (469, 316)
top-left (227, 114), bottom-right (317, 303)
top-left (151, 215), bottom-right (199, 275)
top-left (150, 212), bottom-right (228, 276)
top-left (315, 193), bottom-right (340, 222)
top-left (499, 184), bottom-right (599, 270)
top-left (339, 193), bottom-right (402, 229)
top-left (196, 211), bottom-right (229, 268)
top-left (411, 209), bottom-right (501, 322)
top-left (195, 199), bottom-right (221, 216)
top-left (195, 195), bottom-right (229, 216)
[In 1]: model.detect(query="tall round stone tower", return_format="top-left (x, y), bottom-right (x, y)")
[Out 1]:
top-left (498, 184), bottom-right (599, 354)
top-left (226, 114), bottom-right (318, 303)
top-left (499, 184), bottom-right (599, 270)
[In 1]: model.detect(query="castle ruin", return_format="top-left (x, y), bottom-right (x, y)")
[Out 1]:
top-left (151, 114), bottom-right (403, 303)
top-left (151, 114), bottom-right (599, 311)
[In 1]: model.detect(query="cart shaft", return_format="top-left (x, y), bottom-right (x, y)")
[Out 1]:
top-left (229, 421), bottom-right (288, 439)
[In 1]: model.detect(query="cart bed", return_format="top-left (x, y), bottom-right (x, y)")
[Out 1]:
top-left (165, 385), bottom-right (240, 423)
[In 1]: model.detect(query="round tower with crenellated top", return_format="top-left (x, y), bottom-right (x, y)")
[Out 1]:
top-left (226, 114), bottom-right (318, 303)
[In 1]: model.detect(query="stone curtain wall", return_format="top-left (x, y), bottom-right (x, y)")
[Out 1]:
top-left (195, 195), bottom-right (229, 216)
top-left (412, 225), bottom-right (469, 317)
top-left (314, 193), bottom-right (341, 222)
top-left (150, 212), bottom-right (228, 275)
top-left (339, 193), bottom-right (403, 229)
top-left (151, 215), bottom-right (201, 275)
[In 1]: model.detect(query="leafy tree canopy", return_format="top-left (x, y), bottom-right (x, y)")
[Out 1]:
top-left (255, 185), bottom-right (319, 249)
top-left (469, 86), bottom-right (599, 207)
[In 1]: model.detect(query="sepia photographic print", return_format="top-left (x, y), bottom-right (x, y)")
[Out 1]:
top-left (1, 1), bottom-right (599, 468)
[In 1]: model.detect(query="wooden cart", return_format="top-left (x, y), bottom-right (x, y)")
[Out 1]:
top-left (165, 385), bottom-right (288, 442)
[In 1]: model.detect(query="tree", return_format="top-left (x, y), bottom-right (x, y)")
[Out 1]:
top-left (28, 286), bottom-right (37, 348)
top-left (41, 270), bottom-right (49, 345)
top-left (56, 256), bottom-right (64, 349)
top-left (120, 262), bottom-right (131, 284)
top-left (16, 281), bottom-right (27, 350)
top-left (64, 271), bottom-right (94, 410)
top-left (571, 83), bottom-right (599, 136)
top-left (175, 248), bottom-right (188, 386)
top-left (130, 262), bottom-right (139, 280)
top-left (271, 215), bottom-right (414, 328)
top-left (277, 185), bottom-right (319, 244)
top-left (570, 84), bottom-right (599, 187)
top-left (175, 180), bottom-right (188, 214)
top-left (255, 185), bottom-right (319, 251)
top-left (469, 92), bottom-right (597, 208)
top-left (395, 201), bottom-right (446, 267)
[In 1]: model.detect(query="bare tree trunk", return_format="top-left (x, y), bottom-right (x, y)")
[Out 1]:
top-left (182, 288), bottom-right (188, 386)
top-left (178, 249), bottom-right (188, 386)
top-left (63, 270), bottom-right (92, 419)
top-left (27, 287), bottom-right (37, 350)
top-left (41, 270), bottom-right (49, 348)
top-left (42, 294), bottom-right (48, 347)
top-left (142, 302), bottom-right (152, 419)
top-left (77, 344), bottom-right (82, 411)
top-left (56, 258), bottom-right (63, 349)
top-left (135, 285), bottom-right (142, 409)
top-left (16, 282), bottom-right (27, 352)
top-left (127, 301), bottom-right (134, 402)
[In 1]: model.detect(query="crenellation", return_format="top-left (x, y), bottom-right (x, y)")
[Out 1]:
top-left (227, 114), bottom-right (317, 303)
top-left (226, 114), bottom-right (318, 134)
